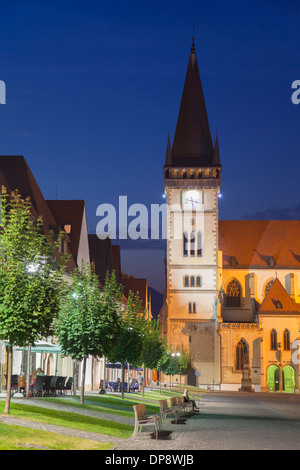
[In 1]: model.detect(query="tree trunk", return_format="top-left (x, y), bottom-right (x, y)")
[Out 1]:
top-left (80, 357), bottom-right (87, 405)
top-left (159, 369), bottom-right (162, 395)
top-left (142, 367), bottom-right (146, 398)
top-left (121, 363), bottom-right (125, 399)
top-left (4, 343), bottom-right (13, 414)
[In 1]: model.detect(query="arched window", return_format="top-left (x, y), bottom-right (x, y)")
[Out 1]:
top-left (190, 231), bottom-right (196, 256)
top-left (284, 329), bottom-right (291, 350)
top-left (193, 302), bottom-right (196, 313)
top-left (264, 279), bottom-right (274, 297)
top-left (190, 276), bottom-right (195, 287)
top-left (196, 276), bottom-right (201, 287)
top-left (188, 302), bottom-right (192, 314)
top-left (236, 339), bottom-right (248, 371)
top-left (183, 232), bottom-right (189, 256)
top-left (225, 279), bottom-right (241, 307)
top-left (197, 231), bottom-right (203, 257)
top-left (271, 329), bottom-right (277, 350)
top-left (184, 276), bottom-right (189, 287)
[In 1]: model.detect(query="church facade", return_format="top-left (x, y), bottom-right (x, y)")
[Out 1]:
top-left (160, 41), bottom-right (300, 393)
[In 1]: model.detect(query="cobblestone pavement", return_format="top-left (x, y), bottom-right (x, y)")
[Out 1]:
top-left (2, 392), bottom-right (300, 450)
top-left (116, 392), bottom-right (300, 450)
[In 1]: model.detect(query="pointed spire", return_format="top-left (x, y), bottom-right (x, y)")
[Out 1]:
top-left (170, 39), bottom-right (214, 166)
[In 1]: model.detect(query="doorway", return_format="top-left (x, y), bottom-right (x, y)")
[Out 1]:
top-left (282, 365), bottom-right (295, 393)
top-left (267, 365), bottom-right (280, 391)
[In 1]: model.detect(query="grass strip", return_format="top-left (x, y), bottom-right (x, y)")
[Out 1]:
top-left (0, 422), bottom-right (113, 450)
top-left (0, 402), bottom-right (133, 439)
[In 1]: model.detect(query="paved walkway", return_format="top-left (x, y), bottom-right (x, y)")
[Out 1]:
top-left (2, 392), bottom-right (300, 450)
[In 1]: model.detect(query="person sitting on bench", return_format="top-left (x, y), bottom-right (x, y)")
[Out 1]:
top-left (183, 389), bottom-right (198, 410)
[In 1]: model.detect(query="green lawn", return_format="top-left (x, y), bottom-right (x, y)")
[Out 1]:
top-left (0, 422), bottom-right (113, 450)
top-left (0, 402), bottom-right (133, 439)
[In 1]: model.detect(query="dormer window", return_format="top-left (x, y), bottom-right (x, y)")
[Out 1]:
top-left (230, 256), bottom-right (238, 266)
top-left (267, 256), bottom-right (276, 267)
top-left (64, 224), bottom-right (72, 235)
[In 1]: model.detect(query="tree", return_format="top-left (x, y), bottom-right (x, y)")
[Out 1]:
top-left (57, 267), bottom-right (122, 404)
top-left (106, 291), bottom-right (148, 399)
top-left (0, 188), bottom-right (67, 414)
top-left (140, 318), bottom-right (166, 396)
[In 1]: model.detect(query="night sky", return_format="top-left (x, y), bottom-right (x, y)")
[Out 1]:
top-left (0, 0), bottom-right (299, 294)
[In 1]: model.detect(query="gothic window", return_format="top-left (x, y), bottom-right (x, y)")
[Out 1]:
top-left (284, 329), bottom-right (291, 350)
top-left (264, 279), bottom-right (274, 297)
top-left (236, 339), bottom-right (248, 371)
top-left (275, 300), bottom-right (282, 309)
top-left (271, 329), bottom-right (277, 350)
top-left (196, 276), bottom-right (201, 287)
top-left (190, 276), bottom-right (195, 287)
top-left (225, 279), bottom-right (241, 307)
top-left (193, 302), bottom-right (196, 313)
top-left (189, 302), bottom-right (192, 314)
top-left (184, 276), bottom-right (189, 287)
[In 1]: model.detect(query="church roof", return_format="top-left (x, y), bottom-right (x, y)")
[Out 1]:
top-left (258, 278), bottom-right (300, 314)
top-left (166, 41), bottom-right (216, 168)
top-left (219, 220), bottom-right (300, 268)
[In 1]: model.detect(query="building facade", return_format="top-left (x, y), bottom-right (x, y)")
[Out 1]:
top-left (160, 41), bottom-right (300, 392)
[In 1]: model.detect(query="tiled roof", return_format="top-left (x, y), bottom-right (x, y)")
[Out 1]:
top-left (258, 278), bottom-right (300, 314)
top-left (219, 220), bottom-right (300, 268)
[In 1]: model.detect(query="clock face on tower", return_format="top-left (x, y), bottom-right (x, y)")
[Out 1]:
top-left (181, 190), bottom-right (203, 210)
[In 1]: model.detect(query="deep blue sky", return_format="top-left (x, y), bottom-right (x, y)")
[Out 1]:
top-left (0, 0), bottom-right (299, 293)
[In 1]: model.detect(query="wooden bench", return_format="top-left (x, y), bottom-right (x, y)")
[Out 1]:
top-left (133, 403), bottom-right (160, 440)
top-left (180, 396), bottom-right (194, 412)
top-left (159, 399), bottom-right (179, 424)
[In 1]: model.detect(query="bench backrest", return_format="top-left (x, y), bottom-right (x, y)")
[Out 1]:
top-left (159, 399), bottom-right (168, 412)
top-left (170, 397), bottom-right (177, 407)
top-left (133, 403), bottom-right (146, 420)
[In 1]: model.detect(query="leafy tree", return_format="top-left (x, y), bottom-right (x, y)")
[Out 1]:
top-left (0, 188), bottom-right (67, 414)
top-left (140, 318), bottom-right (166, 396)
top-left (106, 291), bottom-right (148, 399)
top-left (57, 268), bottom-right (122, 404)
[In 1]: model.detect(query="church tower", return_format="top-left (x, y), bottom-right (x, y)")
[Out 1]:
top-left (161, 40), bottom-right (222, 387)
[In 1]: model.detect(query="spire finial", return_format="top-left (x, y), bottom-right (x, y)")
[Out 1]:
top-left (192, 24), bottom-right (195, 46)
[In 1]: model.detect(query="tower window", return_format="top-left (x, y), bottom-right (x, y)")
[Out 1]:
top-left (197, 231), bottom-right (203, 256)
top-left (193, 302), bottom-right (196, 313)
top-left (189, 302), bottom-right (192, 314)
top-left (196, 276), bottom-right (201, 287)
top-left (184, 276), bottom-right (189, 287)
top-left (190, 276), bottom-right (195, 287)
top-left (190, 231), bottom-right (196, 256)
top-left (183, 232), bottom-right (189, 256)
